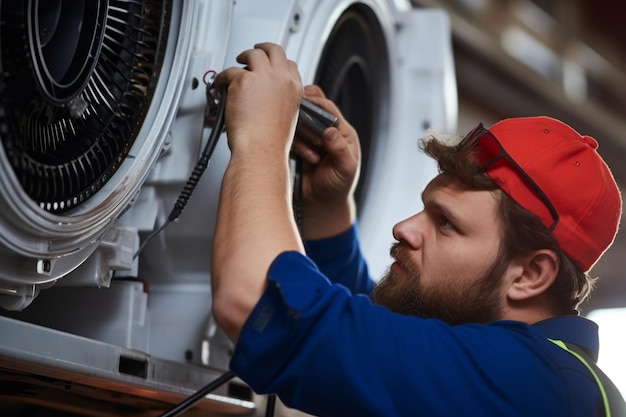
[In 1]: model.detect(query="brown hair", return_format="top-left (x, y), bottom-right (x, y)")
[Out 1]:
top-left (420, 134), bottom-right (596, 313)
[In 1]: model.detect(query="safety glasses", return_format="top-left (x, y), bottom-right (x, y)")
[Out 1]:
top-left (457, 123), bottom-right (559, 232)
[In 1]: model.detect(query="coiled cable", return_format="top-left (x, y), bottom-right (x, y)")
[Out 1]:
top-left (134, 85), bottom-right (227, 259)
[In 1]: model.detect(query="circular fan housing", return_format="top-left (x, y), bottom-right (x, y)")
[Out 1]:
top-left (0, 0), bottom-right (204, 309)
top-left (1, 0), bottom-right (165, 213)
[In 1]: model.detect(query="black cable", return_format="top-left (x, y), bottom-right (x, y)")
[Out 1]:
top-left (158, 370), bottom-right (237, 417)
top-left (169, 85), bottom-right (227, 222)
top-left (293, 156), bottom-right (304, 235)
top-left (133, 85), bottom-right (228, 259)
top-left (266, 392), bottom-right (277, 416)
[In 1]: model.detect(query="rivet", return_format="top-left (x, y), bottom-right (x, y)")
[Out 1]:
top-left (574, 161), bottom-right (580, 166)
top-left (543, 129), bottom-right (550, 134)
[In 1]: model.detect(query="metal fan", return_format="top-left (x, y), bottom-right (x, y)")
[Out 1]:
top-left (0, 0), bottom-right (169, 213)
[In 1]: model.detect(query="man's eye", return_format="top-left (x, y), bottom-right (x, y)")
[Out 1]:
top-left (440, 218), bottom-right (454, 230)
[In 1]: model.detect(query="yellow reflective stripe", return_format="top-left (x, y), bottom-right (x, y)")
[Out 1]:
top-left (548, 338), bottom-right (611, 417)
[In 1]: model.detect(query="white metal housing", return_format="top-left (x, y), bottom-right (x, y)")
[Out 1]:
top-left (0, 1), bottom-right (456, 415)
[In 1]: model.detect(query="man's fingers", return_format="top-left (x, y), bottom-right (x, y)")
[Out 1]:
top-left (235, 43), bottom-right (290, 71)
top-left (254, 42), bottom-right (288, 61)
top-left (214, 66), bottom-right (244, 90)
top-left (291, 139), bottom-right (322, 165)
top-left (235, 47), bottom-right (269, 70)
top-left (323, 127), bottom-right (360, 173)
top-left (304, 84), bottom-right (325, 98)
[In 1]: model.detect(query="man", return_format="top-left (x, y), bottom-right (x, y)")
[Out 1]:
top-left (211, 43), bottom-right (624, 416)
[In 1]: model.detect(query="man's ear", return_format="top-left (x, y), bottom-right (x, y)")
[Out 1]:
top-left (506, 250), bottom-right (559, 301)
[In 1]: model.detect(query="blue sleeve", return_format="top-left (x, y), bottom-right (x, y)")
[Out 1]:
top-left (303, 223), bottom-right (373, 295)
top-left (230, 251), bottom-right (594, 417)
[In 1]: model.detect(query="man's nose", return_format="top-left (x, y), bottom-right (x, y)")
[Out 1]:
top-left (392, 212), bottom-right (425, 249)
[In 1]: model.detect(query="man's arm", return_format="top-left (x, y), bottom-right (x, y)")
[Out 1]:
top-left (211, 43), bottom-right (305, 343)
top-left (211, 44), bottom-right (363, 342)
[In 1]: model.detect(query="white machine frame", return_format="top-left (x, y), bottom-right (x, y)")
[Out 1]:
top-left (0, 1), bottom-right (456, 415)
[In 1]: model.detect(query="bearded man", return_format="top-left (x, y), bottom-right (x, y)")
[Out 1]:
top-left (211, 43), bottom-right (625, 417)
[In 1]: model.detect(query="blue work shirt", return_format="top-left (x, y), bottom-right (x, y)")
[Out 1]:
top-left (231, 224), bottom-right (605, 416)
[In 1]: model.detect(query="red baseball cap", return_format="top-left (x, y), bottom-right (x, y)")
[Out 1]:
top-left (477, 116), bottom-right (621, 272)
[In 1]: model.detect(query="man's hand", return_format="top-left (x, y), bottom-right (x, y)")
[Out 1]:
top-left (291, 85), bottom-right (361, 240)
top-left (215, 42), bottom-right (303, 157)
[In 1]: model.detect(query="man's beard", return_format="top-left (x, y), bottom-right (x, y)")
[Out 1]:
top-left (372, 243), bottom-right (505, 325)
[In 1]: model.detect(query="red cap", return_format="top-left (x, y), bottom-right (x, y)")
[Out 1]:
top-left (485, 116), bottom-right (622, 272)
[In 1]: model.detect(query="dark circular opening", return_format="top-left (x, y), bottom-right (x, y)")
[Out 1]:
top-left (314, 5), bottom-right (390, 205)
top-left (36, 0), bottom-right (62, 48)
top-left (0, 0), bottom-right (171, 213)
top-left (31, 0), bottom-right (105, 103)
